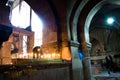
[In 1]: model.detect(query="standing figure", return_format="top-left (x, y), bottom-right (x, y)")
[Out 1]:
top-left (105, 55), bottom-right (114, 74)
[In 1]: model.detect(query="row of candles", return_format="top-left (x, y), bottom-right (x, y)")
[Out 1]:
top-left (12, 52), bottom-right (61, 60)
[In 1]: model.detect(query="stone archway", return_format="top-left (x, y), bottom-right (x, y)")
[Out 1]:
top-left (67, 1), bottom-right (90, 80)
top-left (84, 0), bottom-right (120, 44)
top-left (76, 0), bottom-right (120, 80)
top-left (67, 0), bottom-right (120, 80)
top-left (85, 1), bottom-right (120, 79)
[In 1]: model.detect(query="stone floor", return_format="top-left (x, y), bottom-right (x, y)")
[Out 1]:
top-left (93, 71), bottom-right (120, 80)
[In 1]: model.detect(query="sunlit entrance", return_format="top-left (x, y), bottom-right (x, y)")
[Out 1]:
top-left (10, 1), bottom-right (43, 58)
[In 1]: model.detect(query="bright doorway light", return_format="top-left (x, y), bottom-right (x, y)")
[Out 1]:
top-left (10, 1), bottom-right (30, 28)
top-left (10, 1), bottom-right (43, 47)
top-left (31, 10), bottom-right (43, 46)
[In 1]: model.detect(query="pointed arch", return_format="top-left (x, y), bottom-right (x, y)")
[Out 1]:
top-left (10, 0), bottom-right (43, 47)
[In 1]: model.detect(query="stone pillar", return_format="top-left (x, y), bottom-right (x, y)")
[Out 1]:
top-left (19, 34), bottom-right (23, 54)
top-left (82, 42), bottom-right (92, 80)
top-left (70, 41), bottom-right (83, 80)
top-left (27, 32), bottom-right (34, 55)
top-left (0, 42), bottom-right (12, 64)
top-left (61, 40), bottom-right (71, 61)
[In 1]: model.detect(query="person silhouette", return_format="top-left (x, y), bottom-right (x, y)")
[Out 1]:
top-left (105, 55), bottom-right (114, 74)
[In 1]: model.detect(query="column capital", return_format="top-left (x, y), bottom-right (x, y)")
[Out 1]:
top-left (86, 42), bottom-right (92, 50)
top-left (70, 41), bottom-right (80, 47)
top-left (81, 41), bottom-right (92, 48)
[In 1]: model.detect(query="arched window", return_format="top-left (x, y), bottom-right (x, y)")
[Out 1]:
top-left (10, 1), bottom-right (43, 47)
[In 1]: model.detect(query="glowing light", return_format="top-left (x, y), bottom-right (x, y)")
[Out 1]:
top-left (31, 10), bottom-right (43, 46)
top-left (40, 53), bottom-right (60, 60)
top-left (23, 35), bottom-right (27, 53)
top-left (10, 1), bottom-right (43, 53)
top-left (106, 17), bottom-right (115, 25)
top-left (10, 5), bottom-right (20, 27)
top-left (10, 1), bottom-right (30, 28)
top-left (31, 10), bottom-right (43, 31)
top-left (11, 52), bottom-right (61, 60)
top-left (19, 1), bottom-right (30, 28)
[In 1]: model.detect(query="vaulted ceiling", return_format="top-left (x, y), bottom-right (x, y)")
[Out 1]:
top-left (90, 3), bottom-right (120, 53)
top-left (90, 4), bottom-right (120, 32)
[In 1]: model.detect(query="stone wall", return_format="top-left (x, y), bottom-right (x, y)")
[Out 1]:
top-left (22, 67), bottom-right (70, 80)
top-left (0, 63), bottom-right (72, 80)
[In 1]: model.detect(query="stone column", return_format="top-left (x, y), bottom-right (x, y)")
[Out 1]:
top-left (18, 34), bottom-right (23, 55)
top-left (70, 41), bottom-right (83, 80)
top-left (82, 42), bottom-right (92, 80)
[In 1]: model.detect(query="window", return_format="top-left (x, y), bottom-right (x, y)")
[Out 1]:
top-left (10, 1), bottom-right (43, 47)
